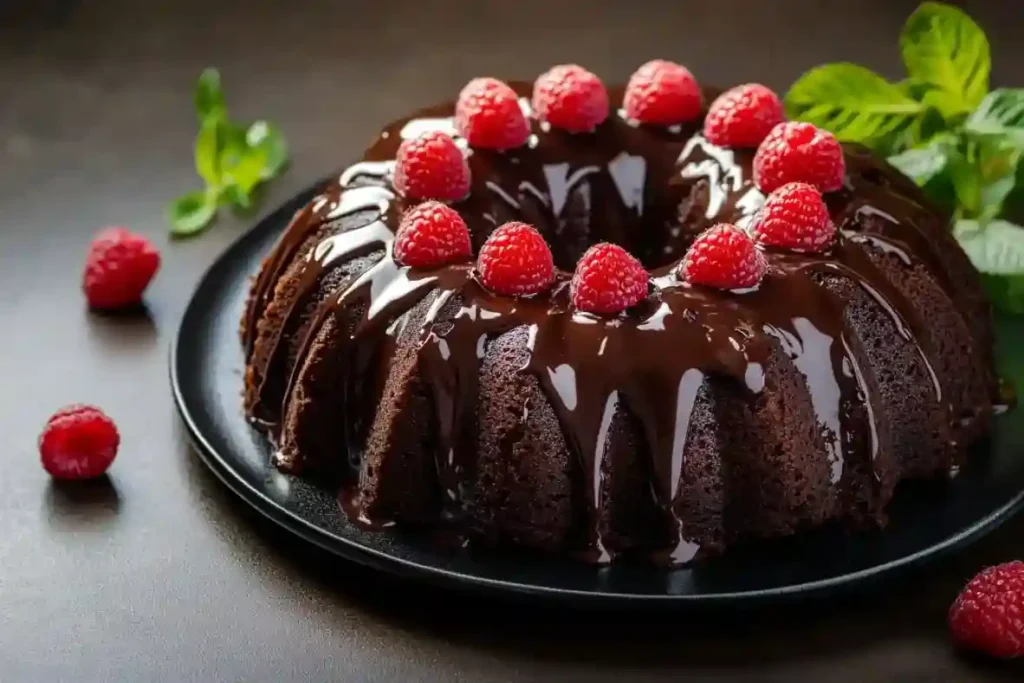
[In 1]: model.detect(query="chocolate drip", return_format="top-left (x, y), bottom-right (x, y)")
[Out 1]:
top-left (248, 82), bottom-right (1002, 564)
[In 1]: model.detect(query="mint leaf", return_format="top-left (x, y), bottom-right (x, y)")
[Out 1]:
top-left (998, 155), bottom-right (1024, 223)
top-left (887, 136), bottom-right (954, 185)
top-left (247, 121), bottom-right (289, 179)
top-left (194, 118), bottom-right (222, 188)
top-left (888, 133), bottom-right (964, 213)
top-left (223, 145), bottom-right (268, 195)
top-left (168, 191), bottom-right (218, 237)
top-left (194, 68), bottom-right (226, 122)
top-left (221, 184), bottom-right (253, 211)
top-left (217, 122), bottom-right (269, 195)
top-left (899, 2), bottom-right (990, 119)
top-left (965, 88), bottom-right (1024, 144)
top-left (954, 219), bottom-right (1024, 275)
top-left (949, 150), bottom-right (982, 216)
top-left (982, 274), bottom-right (1024, 314)
top-left (785, 64), bottom-right (925, 149)
top-left (981, 174), bottom-right (1017, 220)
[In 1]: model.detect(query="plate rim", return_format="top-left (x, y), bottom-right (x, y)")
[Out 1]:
top-left (169, 182), bottom-right (1024, 606)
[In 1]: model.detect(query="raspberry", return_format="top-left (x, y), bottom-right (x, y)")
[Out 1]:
top-left (623, 60), bottom-right (702, 126)
top-left (39, 405), bottom-right (120, 480)
top-left (477, 222), bottom-right (554, 296)
top-left (532, 64), bottom-right (609, 133)
top-left (82, 227), bottom-right (160, 310)
top-left (752, 182), bottom-right (836, 253)
top-left (394, 201), bottom-right (472, 269)
top-left (455, 77), bottom-right (530, 150)
top-left (681, 223), bottom-right (766, 290)
top-left (571, 243), bottom-right (649, 314)
top-left (393, 131), bottom-right (471, 201)
top-left (703, 84), bottom-right (784, 148)
top-left (949, 561), bottom-right (1024, 659)
top-left (753, 121), bottom-right (845, 194)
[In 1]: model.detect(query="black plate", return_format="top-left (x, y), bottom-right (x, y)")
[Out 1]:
top-left (171, 180), bottom-right (1024, 606)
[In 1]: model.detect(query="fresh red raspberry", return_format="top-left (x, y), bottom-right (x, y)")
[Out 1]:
top-left (949, 561), bottom-right (1024, 659)
top-left (39, 405), bottom-right (120, 480)
top-left (455, 77), bottom-right (530, 150)
top-left (752, 182), bottom-right (836, 253)
top-left (532, 64), bottom-right (609, 133)
top-left (82, 227), bottom-right (160, 310)
top-left (571, 243), bottom-right (649, 314)
top-left (477, 222), bottom-right (554, 296)
top-left (393, 131), bottom-right (471, 201)
top-left (681, 223), bottom-right (766, 290)
top-left (703, 84), bottom-right (784, 148)
top-left (393, 201), bottom-right (472, 269)
top-left (623, 60), bottom-right (702, 126)
top-left (753, 121), bottom-right (845, 194)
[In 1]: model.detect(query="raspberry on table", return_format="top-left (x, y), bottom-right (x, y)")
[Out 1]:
top-left (753, 121), bottom-right (845, 194)
top-left (532, 64), bottom-right (609, 133)
top-left (681, 223), bottom-right (766, 290)
top-left (752, 182), bottom-right (836, 253)
top-left (39, 405), bottom-right (120, 480)
top-left (949, 561), bottom-right (1024, 659)
top-left (455, 77), bottom-right (530, 150)
top-left (394, 201), bottom-right (472, 269)
top-left (623, 59), bottom-right (702, 126)
top-left (703, 83), bottom-right (785, 148)
top-left (393, 130), bottom-right (471, 201)
top-left (476, 222), bottom-right (554, 296)
top-left (82, 227), bottom-right (161, 310)
top-left (570, 242), bottom-right (649, 314)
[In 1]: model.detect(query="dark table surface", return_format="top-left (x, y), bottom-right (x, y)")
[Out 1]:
top-left (4, 1), bottom-right (1024, 680)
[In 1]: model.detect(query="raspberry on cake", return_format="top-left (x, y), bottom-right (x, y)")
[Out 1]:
top-left (393, 130), bottom-right (471, 201)
top-left (752, 182), bottom-right (836, 253)
top-left (703, 83), bottom-right (785, 148)
top-left (681, 223), bottom-right (766, 290)
top-left (82, 227), bottom-right (160, 310)
top-left (455, 77), bottom-right (530, 150)
top-left (240, 64), bottom-right (1002, 566)
top-left (39, 405), bottom-right (120, 480)
top-left (623, 59), bottom-right (702, 126)
top-left (571, 242), bottom-right (648, 314)
top-left (532, 64), bottom-right (609, 133)
top-left (394, 201), bottom-right (472, 269)
top-left (754, 121), bottom-right (845, 193)
top-left (476, 221), bottom-right (554, 296)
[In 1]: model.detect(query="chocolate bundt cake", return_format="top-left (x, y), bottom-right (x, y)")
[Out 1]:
top-left (242, 63), bottom-right (1003, 565)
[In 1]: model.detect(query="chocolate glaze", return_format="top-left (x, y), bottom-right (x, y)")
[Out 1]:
top-left (244, 83), bottom-right (1004, 564)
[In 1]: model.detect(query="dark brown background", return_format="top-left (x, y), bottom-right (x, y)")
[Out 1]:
top-left (3, 1), bottom-right (1024, 680)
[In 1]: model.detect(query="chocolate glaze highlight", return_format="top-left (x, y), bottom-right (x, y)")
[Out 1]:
top-left (242, 83), bottom-right (1006, 565)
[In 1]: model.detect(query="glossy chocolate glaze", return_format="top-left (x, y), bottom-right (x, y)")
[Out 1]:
top-left (244, 82), bottom-right (1003, 563)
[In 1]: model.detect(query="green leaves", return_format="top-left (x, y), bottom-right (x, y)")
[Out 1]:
top-left (168, 68), bottom-right (289, 238)
top-left (966, 88), bottom-right (1024, 144)
top-left (785, 2), bottom-right (1024, 312)
top-left (887, 134), bottom-right (955, 185)
top-left (167, 191), bottom-right (218, 237)
top-left (785, 64), bottom-right (925, 149)
top-left (954, 220), bottom-right (1024, 274)
top-left (900, 2), bottom-right (990, 118)
top-left (194, 68), bottom-right (226, 121)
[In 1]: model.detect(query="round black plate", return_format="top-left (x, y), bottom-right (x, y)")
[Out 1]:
top-left (171, 180), bottom-right (1024, 606)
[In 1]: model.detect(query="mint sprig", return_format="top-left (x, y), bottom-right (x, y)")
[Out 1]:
top-left (900, 1), bottom-right (990, 118)
top-left (785, 64), bottom-right (926, 150)
top-left (167, 68), bottom-right (289, 238)
top-left (785, 2), bottom-right (1024, 314)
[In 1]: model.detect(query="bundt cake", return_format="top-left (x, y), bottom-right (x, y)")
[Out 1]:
top-left (241, 62), bottom-right (1004, 565)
